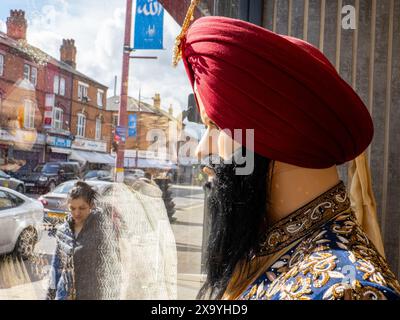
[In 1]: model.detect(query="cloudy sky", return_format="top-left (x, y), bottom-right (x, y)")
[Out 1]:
top-left (0, 0), bottom-right (193, 116)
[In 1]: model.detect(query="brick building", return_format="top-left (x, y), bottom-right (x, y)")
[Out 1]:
top-left (60, 39), bottom-right (114, 167)
top-left (0, 9), bottom-right (112, 171)
top-left (107, 93), bottom-right (181, 174)
top-left (0, 10), bottom-right (47, 169)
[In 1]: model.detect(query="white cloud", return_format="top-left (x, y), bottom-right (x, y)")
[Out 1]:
top-left (23, 0), bottom-right (192, 116)
top-left (0, 19), bottom-right (6, 32)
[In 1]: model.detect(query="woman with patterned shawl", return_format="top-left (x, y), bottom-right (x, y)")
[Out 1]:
top-left (46, 181), bottom-right (122, 300)
top-left (46, 180), bottom-right (177, 300)
top-left (172, 0), bottom-right (400, 300)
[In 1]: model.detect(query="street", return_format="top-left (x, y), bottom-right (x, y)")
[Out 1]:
top-left (0, 184), bottom-right (206, 300)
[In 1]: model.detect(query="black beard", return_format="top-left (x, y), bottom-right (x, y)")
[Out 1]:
top-left (198, 148), bottom-right (272, 300)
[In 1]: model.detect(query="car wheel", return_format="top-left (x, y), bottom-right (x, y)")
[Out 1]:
top-left (14, 227), bottom-right (38, 261)
top-left (48, 181), bottom-right (56, 192)
top-left (16, 185), bottom-right (25, 194)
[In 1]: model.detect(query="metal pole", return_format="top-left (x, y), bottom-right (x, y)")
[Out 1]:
top-left (136, 88), bottom-right (141, 168)
top-left (115, 0), bottom-right (133, 182)
top-left (114, 75), bottom-right (117, 96)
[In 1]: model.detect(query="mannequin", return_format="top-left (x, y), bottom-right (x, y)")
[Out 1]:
top-left (195, 87), bottom-right (340, 227)
top-left (194, 90), bottom-right (400, 301)
top-left (178, 7), bottom-right (399, 300)
top-left (269, 162), bottom-right (340, 225)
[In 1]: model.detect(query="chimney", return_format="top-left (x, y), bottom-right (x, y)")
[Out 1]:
top-left (6, 10), bottom-right (27, 41)
top-left (153, 93), bottom-right (161, 109)
top-left (168, 104), bottom-right (173, 116)
top-left (60, 39), bottom-right (77, 69)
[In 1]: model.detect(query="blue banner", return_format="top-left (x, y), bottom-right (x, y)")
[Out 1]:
top-left (128, 114), bottom-right (137, 137)
top-left (134, 0), bottom-right (164, 49)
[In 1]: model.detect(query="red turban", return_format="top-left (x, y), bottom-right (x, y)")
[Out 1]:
top-left (181, 16), bottom-right (373, 169)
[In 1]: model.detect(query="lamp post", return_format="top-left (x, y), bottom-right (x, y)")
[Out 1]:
top-left (115, 0), bottom-right (133, 183)
top-left (115, 0), bottom-right (158, 181)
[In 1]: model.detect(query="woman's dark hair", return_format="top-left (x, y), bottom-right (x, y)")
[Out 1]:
top-left (69, 181), bottom-right (99, 207)
top-left (197, 148), bottom-right (273, 300)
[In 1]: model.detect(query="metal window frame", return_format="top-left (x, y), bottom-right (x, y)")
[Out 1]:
top-left (95, 117), bottom-right (102, 140)
top-left (77, 113), bottom-right (86, 137)
top-left (0, 54), bottom-right (4, 76)
top-left (53, 107), bottom-right (63, 130)
top-left (23, 99), bottom-right (35, 129)
top-left (53, 75), bottom-right (60, 95)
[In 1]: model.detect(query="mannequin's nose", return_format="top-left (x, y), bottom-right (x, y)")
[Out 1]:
top-left (195, 127), bottom-right (219, 160)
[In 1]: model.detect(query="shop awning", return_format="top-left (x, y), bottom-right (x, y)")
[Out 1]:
top-left (69, 150), bottom-right (115, 165)
top-left (51, 147), bottom-right (72, 155)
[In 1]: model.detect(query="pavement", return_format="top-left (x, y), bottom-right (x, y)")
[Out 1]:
top-left (170, 184), bottom-right (206, 299)
top-left (0, 184), bottom-right (207, 300)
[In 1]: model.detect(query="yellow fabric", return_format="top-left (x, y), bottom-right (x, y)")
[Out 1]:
top-left (348, 151), bottom-right (385, 258)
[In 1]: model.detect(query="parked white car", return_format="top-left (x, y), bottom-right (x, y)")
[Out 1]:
top-left (0, 187), bottom-right (43, 259)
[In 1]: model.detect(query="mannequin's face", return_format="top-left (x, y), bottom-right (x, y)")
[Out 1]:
top-left (194, 88), bottom-right (242, 178)
top-left (193, 90), bottom-right (272, 299)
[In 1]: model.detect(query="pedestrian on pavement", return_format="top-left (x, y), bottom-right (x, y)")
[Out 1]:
top-left (172, 1), bottom-right (400, 300)
top-left (46, 181), bottom-right (121, 300)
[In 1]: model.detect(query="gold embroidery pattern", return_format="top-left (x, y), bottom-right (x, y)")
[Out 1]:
top-left (262, 251), bottom-right (339, 300)
top-left (258, 182), bottom-right (349, 256)
top-left (331, 212), bottom-right (400, 294)
top-left (241, 209), bottom-right (400, 300)
top-left (322, 281), bottom-right (387, 300)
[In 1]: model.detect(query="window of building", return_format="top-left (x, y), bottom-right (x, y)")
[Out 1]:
top-left (0, 94), bottom-right (3, 126)
top-left (78, 82), bottom-right (89, 101)
top-left (23, 64), bottom-right (37, 86)
top-left (54, 76), bottom-right (66, 96)
top-left (112, 114), bottom-right (119, 127)
top-left (0, 54), bottom-right (4, 76)
top-left (53, 75), bottom-right (59, 94)
top-left (60, 77), bottom-right (66, 96)
top-left (31, 67), bottom-right (38, 86)
top-left (95, 117), bottom-right (102, 140)
top-left (97, 89), bottom-right (104, 108)
top-left (77, 113), bottom-right (86, 137)
top-left (24, 100), bottom-right (35, 129)
top-left (53, 107), bottom-right (63, 130)
top-left (23, 64), bottom-right (30, 81)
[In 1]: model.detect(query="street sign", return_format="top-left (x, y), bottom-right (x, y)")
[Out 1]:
top-left (134, 0), bottom-right (164, 49)
top-left (128, 114), bottom-right (137, 137)
top-left (116, 126), bottom-right (127, 142)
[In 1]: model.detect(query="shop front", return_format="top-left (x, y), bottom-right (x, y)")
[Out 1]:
top-left (0, 129), bottom-right (45, 172)
top-left (70, 138), bottom-right (114, 172)
top-left (46, 135), bottom-right (73, 162)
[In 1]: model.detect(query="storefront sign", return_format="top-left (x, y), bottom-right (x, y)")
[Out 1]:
top-left (72, 138), bottom-right (107, 153)
top-left (47, 135), bottom-right (72, 148)
top-left (137, 150), bottom-right (173, 161)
